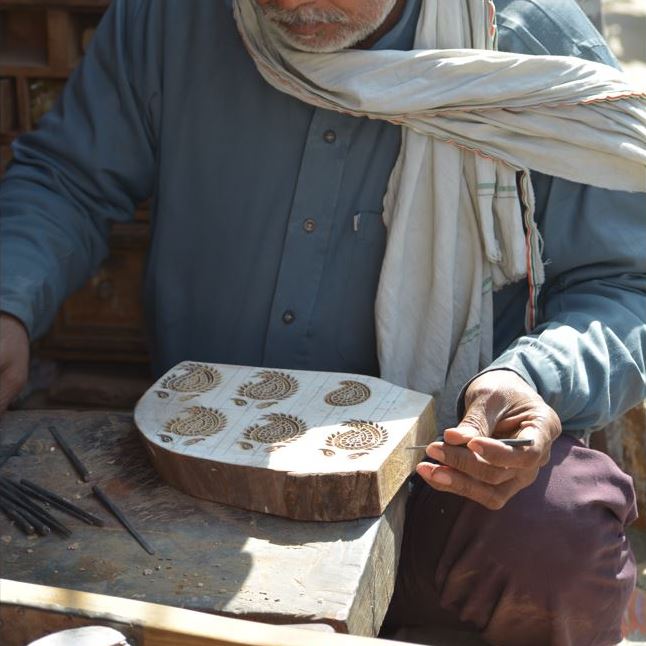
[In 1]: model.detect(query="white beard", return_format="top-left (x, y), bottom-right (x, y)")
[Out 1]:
top-left (261, 0), bottom-right (399, 53)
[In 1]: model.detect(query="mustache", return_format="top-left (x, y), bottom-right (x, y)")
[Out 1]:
top-left (260, 4), bottom-right (351, 25)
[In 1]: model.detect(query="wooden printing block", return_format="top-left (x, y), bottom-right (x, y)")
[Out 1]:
top-left (134, 362), bottom-right (436, 521)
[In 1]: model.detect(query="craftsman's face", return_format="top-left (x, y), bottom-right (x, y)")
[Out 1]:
top-left (256, 0), bottom-right (399, 52)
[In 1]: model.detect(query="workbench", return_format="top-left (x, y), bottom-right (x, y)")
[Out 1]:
top-left (0, 410), bottom-right (407, 638)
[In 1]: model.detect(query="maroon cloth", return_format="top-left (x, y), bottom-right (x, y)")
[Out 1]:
top-left (381, 435), bottom-right (637, 645)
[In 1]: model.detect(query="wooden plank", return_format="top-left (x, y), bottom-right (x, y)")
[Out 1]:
top-left (0, 410), bottom-right (408, 636)
top-left (0, 579), bottom-right (415, 646)
top-left (135, 362), bottom-right (435, 521)
top-left (0, 7), bottom-right (48, 70)
top-left (0, 78), bottom-right (17, 132)
top-left (14, 75), bottom-right (30, 130)
top-left (47, 9), bottom-right (72, 69)
top-left (0, 143), bottom-right (13, 177)
top-left (603, 402), bottom-right (646, 530)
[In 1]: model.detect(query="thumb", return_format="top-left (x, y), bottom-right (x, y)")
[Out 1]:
top-left (443, 398), bottom-right (494, 446)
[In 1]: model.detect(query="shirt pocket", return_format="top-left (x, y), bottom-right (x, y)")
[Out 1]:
top-left (335, 210), bottom-right (387, 374)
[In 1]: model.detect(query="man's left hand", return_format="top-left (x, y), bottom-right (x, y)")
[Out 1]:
top-left (416, 369), bottom-right (561, 510)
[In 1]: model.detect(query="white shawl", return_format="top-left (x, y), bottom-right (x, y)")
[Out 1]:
top-left (233, 0), bottom-right (646, 427)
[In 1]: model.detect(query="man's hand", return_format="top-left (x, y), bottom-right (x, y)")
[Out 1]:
top-left (0, 314), bottom-right (30, 415)
top-left (416, 370), bottom-right (561, 510)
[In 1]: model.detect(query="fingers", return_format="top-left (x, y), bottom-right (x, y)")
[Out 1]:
top-left (443, 394), bottom-right (502, 447)
top-left (468, 406), bottom-right (561, 469)
top-left (421, 422), bottom-right (555, 508)
top-left (466, 430), bottom-right (544, 469)
top-left (417, 369), bottom-right (563, 509)
top-left (443, 425), bottom-right (480, 446)
top-left (426, 441), bottom-right (517, 485)
top-left (417, 461), bottom-right (538, 510)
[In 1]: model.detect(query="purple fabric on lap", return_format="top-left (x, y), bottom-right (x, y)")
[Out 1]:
top-left (382, 435), bottom-right (637, 646)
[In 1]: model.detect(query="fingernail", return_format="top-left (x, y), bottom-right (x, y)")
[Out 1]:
top-left (432, 470), bottom-right (452, 486)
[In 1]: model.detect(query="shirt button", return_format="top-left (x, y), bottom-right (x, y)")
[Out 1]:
top-left (282, 310), bottom-right (296, 325)
top-left (323, 129), bottom-right (336, 143)
top-left (303, 218), bottom-right (317, 233)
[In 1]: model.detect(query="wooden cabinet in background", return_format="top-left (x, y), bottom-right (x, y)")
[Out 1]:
top-left (0, 0), bottom-right (149, 364)
top-left (36, 221), bottom-right (150, 363)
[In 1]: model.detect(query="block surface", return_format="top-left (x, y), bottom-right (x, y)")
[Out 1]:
top-left (134, 362), bottom-right (435, 520)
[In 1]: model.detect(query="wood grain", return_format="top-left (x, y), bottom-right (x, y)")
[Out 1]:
top-left (0, 579), bottom-right (416, 646)
top-left (0, 410), bottom-right (410, 636)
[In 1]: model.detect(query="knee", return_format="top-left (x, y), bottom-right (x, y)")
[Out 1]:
top-left (401, 440), bottom-right (636, 589)
top-left (452, 443), bottom-right (636, 584)
top-left (390, 439), bottom-right (637, 643)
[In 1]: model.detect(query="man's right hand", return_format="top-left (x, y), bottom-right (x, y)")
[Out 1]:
top-left (0, 313), bottom-right (29, 415)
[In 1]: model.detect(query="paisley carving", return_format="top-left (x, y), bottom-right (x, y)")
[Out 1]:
top-left (158, 434), bottom-right (174, 443)
top-left (161, 363), bottom-right (222, 393)
top-left (325, 420), bottom-right (388, 452)
top-left (156, 391), bottom-right (170, 399)
top-left (232, 398), bottom-right (248, 407)
top-left (238, 441), bottom-right (254, 450)
top-left (238, 371), bottom-right (298, 401)
top-left (165, 406), bottom-right (227, 437)
top-left (324, 381), bottom-right (371, 407)
top-left (243, 413), bottom-right (307, 445)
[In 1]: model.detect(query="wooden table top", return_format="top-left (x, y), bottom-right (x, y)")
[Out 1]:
top-left (0, 410), bottom-right (407, 636)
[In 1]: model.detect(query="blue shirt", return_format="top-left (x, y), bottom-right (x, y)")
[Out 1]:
top-left (1, 0), bottom-right (645, 432)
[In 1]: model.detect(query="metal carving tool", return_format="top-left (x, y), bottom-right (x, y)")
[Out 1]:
top-left (93, 485), bottom-right (155, 555)
top-left (19, 479), bottom-right (105, 526)
top-left (407, 437), bottom-right (535, 449)
top-left (0, 486), bottom-right (53, 536)
top-left (49, 425), bottom-right (91, 482)
top-left (0, 426), bottom-right (38, 468)
top-left (0, 498), bottom-right (36, 535)
top-left (0, 477), bottom-right (72, 536)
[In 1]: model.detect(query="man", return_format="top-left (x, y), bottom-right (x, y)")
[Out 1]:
top-left (0, 1), bottom-right (644, 644)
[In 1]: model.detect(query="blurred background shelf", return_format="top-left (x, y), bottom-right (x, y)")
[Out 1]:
top-left (1, 0), bottom-right (149, 378)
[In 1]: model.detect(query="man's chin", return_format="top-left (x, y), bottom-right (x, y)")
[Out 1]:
top-left (270, 23), bottom-right (363, 53)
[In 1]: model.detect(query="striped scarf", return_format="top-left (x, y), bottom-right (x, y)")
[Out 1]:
top-left (234, 0), bottom-right (646, 428)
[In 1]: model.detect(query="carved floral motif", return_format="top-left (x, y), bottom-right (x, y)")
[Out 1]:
top-left (243, 413), bottom-right (307, 446)
top-left (238, 371), bottom-right (298, 401)
top-left (161, 363), bottom-right (222, 393)
top-left (322, 420), bottom-right (388, 458)
top-left (165, 406), bottom-right (227, 437)
top-left (324, 380), bottom-right (371, 407)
